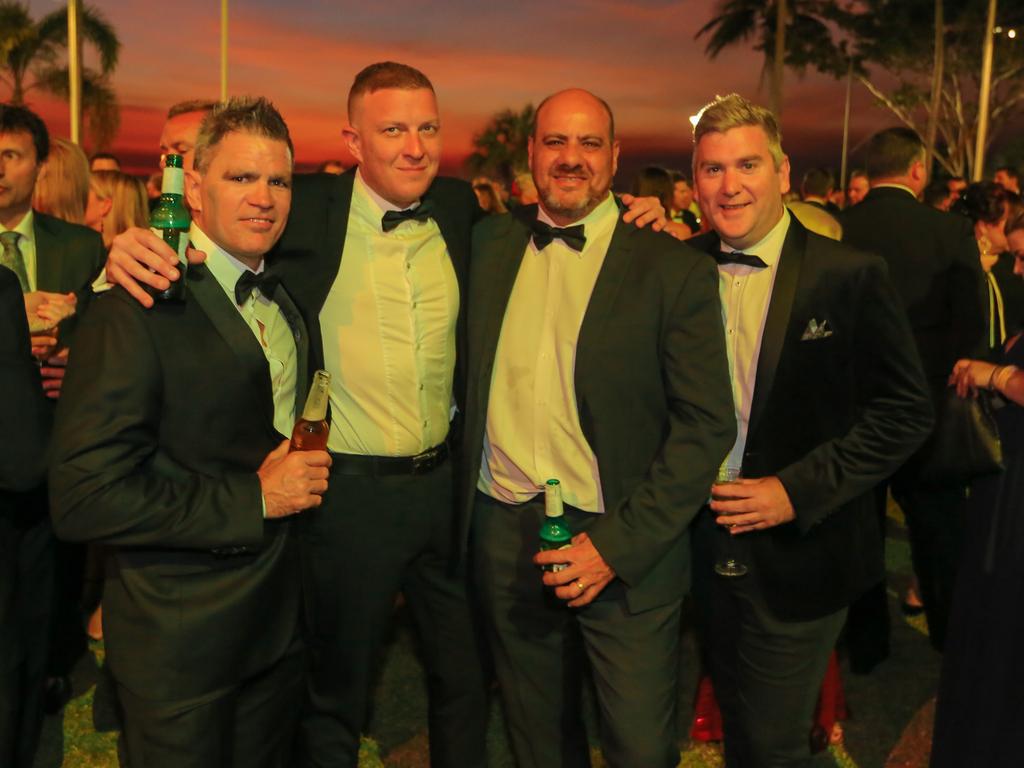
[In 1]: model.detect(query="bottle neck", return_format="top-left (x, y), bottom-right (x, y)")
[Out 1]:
top-left (301, 373), bottom-right (330, 421)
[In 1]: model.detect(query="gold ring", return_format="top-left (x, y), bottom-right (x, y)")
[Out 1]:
top-left (576, 580), bottom-right (585, 592)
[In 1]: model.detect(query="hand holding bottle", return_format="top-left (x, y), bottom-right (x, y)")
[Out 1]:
top-left (258, 439), bottom-right (332, 518)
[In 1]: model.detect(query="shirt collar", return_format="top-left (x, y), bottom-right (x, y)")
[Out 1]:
top-left (873, 182), bottom-right (918, 198)
top-left (720, 208), bottom-right (790, 268)
top-left (190, 224), bottom-right (265, 304)
top-left (535, 191), bottom-right (618, 257)
top-left (0, 208), bottom-right (34, 242)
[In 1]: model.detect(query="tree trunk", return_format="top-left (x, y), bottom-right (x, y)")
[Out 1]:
top-left (772, 0), bottom-right (787, 122)
top-left (924, 0), bottom-right (944, 180)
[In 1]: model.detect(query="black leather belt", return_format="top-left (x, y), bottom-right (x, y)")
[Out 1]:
top-left (330, 442), bottom-right (449, 477)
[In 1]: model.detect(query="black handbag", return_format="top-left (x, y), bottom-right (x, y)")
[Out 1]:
top-left (917, 388), bottom-right (1004, 486)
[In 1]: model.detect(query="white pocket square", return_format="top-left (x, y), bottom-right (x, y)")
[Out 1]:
top-left (801, 318), bottom-right (833, 341)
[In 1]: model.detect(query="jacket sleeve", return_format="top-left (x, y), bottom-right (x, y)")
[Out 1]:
top-left (588, 255), bottom-right (737, 587)
top-left (777, 258), bottom-right (935, 533)
top-left (49, 292), bottom-right (265, 550)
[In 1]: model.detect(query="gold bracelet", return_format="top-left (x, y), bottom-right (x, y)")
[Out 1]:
top-left (995, 365), bottom-right (1019, 392)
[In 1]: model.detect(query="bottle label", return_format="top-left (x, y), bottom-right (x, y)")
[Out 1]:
top-left (161, 166), bottom-right (185, 195)
top-left (152, 226), bottom-right (188, 266)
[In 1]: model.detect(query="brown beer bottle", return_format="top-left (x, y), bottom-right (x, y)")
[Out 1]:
top-left (290, 369), bottom-right (331, 451)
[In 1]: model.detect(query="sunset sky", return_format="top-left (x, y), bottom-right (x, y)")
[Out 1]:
top-left (16, 0), bottom-right (909, 181)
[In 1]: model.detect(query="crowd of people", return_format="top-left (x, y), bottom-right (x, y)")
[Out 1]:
top-left (2, 59), bottom-right (1023, 768)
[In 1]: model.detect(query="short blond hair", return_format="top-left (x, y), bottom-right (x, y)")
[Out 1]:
top-left (692, 93), bottom-right (785, 169)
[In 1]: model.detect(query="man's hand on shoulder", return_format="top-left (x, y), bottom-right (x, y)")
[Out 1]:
top-left (257, 440), bottom-right (332, 518)
top-left (619, 193), bottom-right (668, 232)
top-left (106, 227), bottom-right (207, 308)
top-left (710, 476), bottom-right (796, 534)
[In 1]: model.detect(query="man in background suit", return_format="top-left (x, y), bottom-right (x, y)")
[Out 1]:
top-left (0, 103), bottom-right (103, 767)
top-left (50, 97), bottom-right (331, 768)
top-left (460, 88), bottom-right (736, 768)
top-left (841, 127), bottom-right (986, 656)
top-left (689, 95), bottom-right (933, 766)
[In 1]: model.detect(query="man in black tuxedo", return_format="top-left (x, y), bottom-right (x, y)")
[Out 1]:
top-left (841, 127), bottom-right (986, 654)
top-left (688, 95), bottom-right (933, 766)
top-left (50, 97), bottom-right (331, 768)
top-left (460, 88), bottom-right (736, 768)
top-left (0, 103), bottom-right (103, 767)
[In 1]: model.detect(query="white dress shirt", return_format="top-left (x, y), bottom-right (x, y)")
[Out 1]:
top-left (718, 210), bottom-right (791, 474)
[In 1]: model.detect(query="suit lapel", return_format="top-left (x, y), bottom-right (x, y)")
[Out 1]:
top-left (32, 213), bottom-right (62, 291)
top-left (188, 263), bottom-right (276, 434)
top-left (747, 219), bottom-right (806, 439)
top-left (272, 284), bottom-right (310, 419)
top-left (310, 170), bottom-right (355, 316)
top-left (574, 218), bottom-right (633, 434)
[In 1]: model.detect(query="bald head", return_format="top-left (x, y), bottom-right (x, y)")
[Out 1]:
top-left (533, 89), bottom-right (615, 143)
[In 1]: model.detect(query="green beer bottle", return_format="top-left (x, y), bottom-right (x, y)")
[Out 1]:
top-left (148, 153), bottom-right (191, 302)
top-left (538, 478), bottom-right (572, 573)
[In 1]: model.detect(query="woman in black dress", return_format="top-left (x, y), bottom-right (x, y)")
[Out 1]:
top-left (931, 209), bottom-right (1024, 767)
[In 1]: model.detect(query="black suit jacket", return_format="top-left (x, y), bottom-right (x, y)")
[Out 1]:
top-left (49, 266), bottom-right (309, 702)
top-left (691, 218), bottom-right (934, 620)
top-left (0, 267), bottom-right (49, 493)
top-left (272, 169), bottom-right (480, 427)
top-left (460, 206), bottom-right (737, 614)
top-left (840, 186), bottom-right (985, 384)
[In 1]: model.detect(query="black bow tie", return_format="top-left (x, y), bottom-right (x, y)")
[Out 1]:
top-left (381, 199), bottom-right (434, 232)
top-left (714, 251), bottom-right (768, 269)
top-left (527, 219), bottom-right (587, 252)
top-left (235, 270), bottom-right (280, 305)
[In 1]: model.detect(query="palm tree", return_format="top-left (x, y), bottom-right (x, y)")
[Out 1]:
top-left (697, 0), bottom-right (844, 123)
top-left (466, 104), bottom-right (535, 187)
top-left (0, 2), bottom-right (121, 148)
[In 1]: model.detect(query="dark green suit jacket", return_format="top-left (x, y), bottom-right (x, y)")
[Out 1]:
top-left (460, 205), bottom-right (737, 614)
top-left (49, 266), bottom-right (309, 702)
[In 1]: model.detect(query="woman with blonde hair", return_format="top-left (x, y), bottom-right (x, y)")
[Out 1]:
top-left (32, 137), bottom-right (90, 224)
top-left (85, 171), bottom-right (149, 249)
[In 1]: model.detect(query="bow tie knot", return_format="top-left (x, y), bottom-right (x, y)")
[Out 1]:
top-left (527, 219), bottom-right (587, 253)
top-left (381, 199), bottom-right (435, 232)
top-left (714, 251), bottom-right (768, 269)
top-left (235, 270), bottom-right (280, 305)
